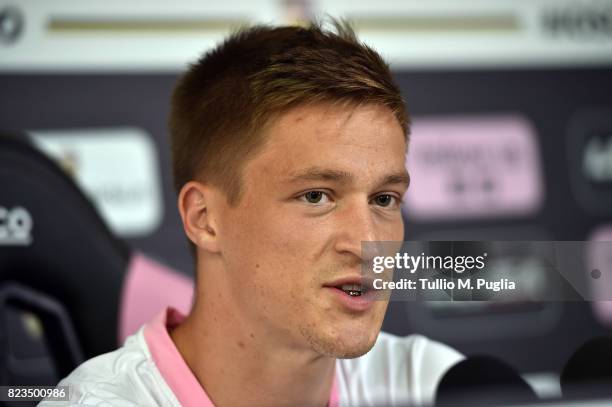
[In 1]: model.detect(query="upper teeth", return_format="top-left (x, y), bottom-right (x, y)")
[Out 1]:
top-left (341, 284), bottom-right (362, 292)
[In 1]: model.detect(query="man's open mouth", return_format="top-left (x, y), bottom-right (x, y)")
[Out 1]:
top-left (324, 277), bottom-right (376, 310)
top-left (338, 284), bottom-right (368, 297)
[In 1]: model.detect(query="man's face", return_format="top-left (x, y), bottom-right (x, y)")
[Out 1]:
top-left (216, 102), bottom-right (408, 358)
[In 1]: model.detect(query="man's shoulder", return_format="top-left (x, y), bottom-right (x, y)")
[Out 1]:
top-left (336, 332), bottom-right (463, 406)
top-left (39, 329), bottom-right (178, 406)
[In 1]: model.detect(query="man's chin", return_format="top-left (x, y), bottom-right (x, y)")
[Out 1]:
top-left (300, 324), bottom-right (380, 359)
top-left (331, 340), bottom-right (377, 359)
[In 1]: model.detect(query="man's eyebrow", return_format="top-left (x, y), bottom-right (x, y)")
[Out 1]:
top-left (286, 167), bottom-right (410, 188)
top-left (286, 167), bottom-right (353, 183)
top-left (381, 172), bottom-right (410, 188)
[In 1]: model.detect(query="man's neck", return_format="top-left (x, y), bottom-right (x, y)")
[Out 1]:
top-left (170, 286), bottom-right (336, 407)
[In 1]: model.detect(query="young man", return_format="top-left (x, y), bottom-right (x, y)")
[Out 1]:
top-left (43, 20), bottom-right (462, 406)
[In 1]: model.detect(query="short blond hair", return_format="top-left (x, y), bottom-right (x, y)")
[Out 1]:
top-left (169, 19), bottom-right (409, 206)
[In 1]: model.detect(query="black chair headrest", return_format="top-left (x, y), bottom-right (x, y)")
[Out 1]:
top-left (0, 131), bottom-right (129, 358)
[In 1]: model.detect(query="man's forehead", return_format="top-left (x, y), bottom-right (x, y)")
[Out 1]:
top-left (273, 102), bottom-right (401, 133)
top-left (284, 166), bottom-right (410, 188)
top-left (245, 102), bottom-right (408, 183)
top-left (259, 104), bottom-right (405, 154)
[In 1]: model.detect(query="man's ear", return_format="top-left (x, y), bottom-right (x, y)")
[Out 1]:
top-left (177, 181), bottom-right (221, 253)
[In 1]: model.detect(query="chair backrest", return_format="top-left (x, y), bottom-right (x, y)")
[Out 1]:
top-left (0, 132), bottom-right (193, 384)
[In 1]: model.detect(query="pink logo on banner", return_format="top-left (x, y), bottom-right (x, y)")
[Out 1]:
top-left (404, 115), bottom-right (543, 220)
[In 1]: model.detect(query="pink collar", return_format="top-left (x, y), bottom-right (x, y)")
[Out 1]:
top-left (144, 307), bottom-right (339, 407)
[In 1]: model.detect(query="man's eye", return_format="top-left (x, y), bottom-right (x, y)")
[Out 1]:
top-left (373, 194), bottom-right (397, 207)
top-left (301, 191), bottom-right (329, 204)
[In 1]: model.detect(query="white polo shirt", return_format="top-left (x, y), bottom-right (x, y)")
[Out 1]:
top-left (40, 308), bottom-right (463, 406)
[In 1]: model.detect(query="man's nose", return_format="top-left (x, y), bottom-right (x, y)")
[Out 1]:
top-left (333, 200), bottom-right (378, 261)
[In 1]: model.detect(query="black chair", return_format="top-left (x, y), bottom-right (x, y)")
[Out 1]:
top-left (0, 131), bottom-right (192, 388)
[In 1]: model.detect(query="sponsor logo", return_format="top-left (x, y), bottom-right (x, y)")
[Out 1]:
top-left (0, 206), bottom-right (32, 246)
top-left (30, 128), bottom-right (163, 237)
top-left (404, 115), bottom-right (543, 220)
top-left (542, 3), bottom-right (612, 39)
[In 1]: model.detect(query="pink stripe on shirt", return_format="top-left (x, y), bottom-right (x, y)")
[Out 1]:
top-left (144, 308), bottom-right (214, 407)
